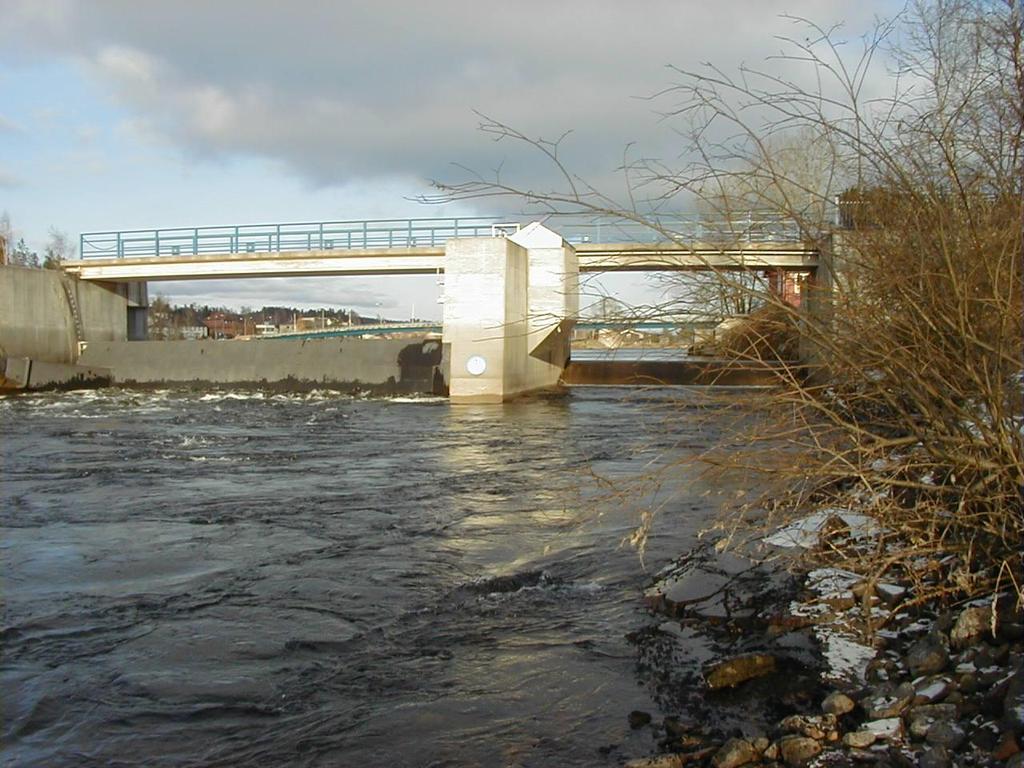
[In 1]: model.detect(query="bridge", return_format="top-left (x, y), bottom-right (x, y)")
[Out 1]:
top-left (67, 215), bottom-right (816, 281)
top-left (63, 215), bottom-right (820, 403)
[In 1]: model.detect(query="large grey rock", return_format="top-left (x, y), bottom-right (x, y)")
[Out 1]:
top-left (951, 605), bottom-right (993, 649)
top-left (906, 631), bottom-right (950, 676)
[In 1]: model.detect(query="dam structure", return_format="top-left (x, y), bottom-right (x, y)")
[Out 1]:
top-left (3, 215), bottom-right (820, 401)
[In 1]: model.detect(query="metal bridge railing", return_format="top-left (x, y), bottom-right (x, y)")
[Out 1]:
top-left (78, 213), bottom-right (804, 260)
top-left (546, 213), bottom-right (803, 246)
top-left (78, 217), bottom-right (513, 260)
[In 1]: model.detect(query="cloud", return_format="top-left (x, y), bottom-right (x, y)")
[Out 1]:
top-left (0, 0), bottom-right (895, 203)
top-left (0, 114), bottom-right (22, 134)
top-left (0, 169), bottom-right (25, 188)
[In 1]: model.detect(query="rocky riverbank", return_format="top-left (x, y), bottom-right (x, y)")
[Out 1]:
top-left (621, 531), bottom-right (1024, 767)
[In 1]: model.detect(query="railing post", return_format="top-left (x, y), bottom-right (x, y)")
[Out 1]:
top-left (234, 226), bottom-right (240, 254)
top-left (79, 234), bottom-right (85, 260)
top-left (117, 232), bottom-right (123, 258)
top-left (193, 228), bottom-right (198, 255)
top-left (276, 223), bottom-right (281, 252)
top-left (319, 222), bottom-right (324, 249)
top-left (407, 219), bottom-right (413, 247)
top-left (155, 230), bottom-right (160, 257)
top-left (362, 221), bottom-right (368, 248)
top-left (453, 218), bottom-right (459, 240)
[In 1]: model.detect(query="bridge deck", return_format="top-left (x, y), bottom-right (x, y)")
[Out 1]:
top-left (64, 241), bottom-right (817, 282)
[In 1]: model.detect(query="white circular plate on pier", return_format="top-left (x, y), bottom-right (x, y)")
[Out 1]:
top-left (466, 355), bottom-right (487, 376)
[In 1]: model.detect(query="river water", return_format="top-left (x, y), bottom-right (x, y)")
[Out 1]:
top-left (1, 387), bottom-right (737, 767)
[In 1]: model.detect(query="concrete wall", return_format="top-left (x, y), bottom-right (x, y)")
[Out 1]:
top-left (0, 266), bottom-right (127, 363)
top-left (443, 237), bottom-right (530, 403)
top-left (77, 337), bottom-right (444, 392)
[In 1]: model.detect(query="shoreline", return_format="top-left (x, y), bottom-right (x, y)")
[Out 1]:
top-left (622, 527), bottom-right (1024, 767)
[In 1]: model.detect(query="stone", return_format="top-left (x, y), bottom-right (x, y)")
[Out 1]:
top-left (752, 737), bottom-right (770, 752)
top-left (951, 605), bottom-right (994, 649)
top-left (779, 714), bottom-right (836, 740)
top-left (625, 756), bottom-right (685, 768)
top-left (847, 747), bottom-right (879, 763)
top-left (968, 720), bottom-right (1001, 751)
top-left (763, 742), bottom-right (779, 761)
top-left (918, 746), bottom-right (952, 768)
top-left (703, 654), bottom-right (777, 690)
top-left (778, 735), bottom-right (822, 766)
top-left (925, 721), bottom-right (965, 750)
top-left (1003, 669), bottom-right (1024, 734)
top-left (712, 738), bottom-right (758, 768)
top-left (862, 718), bottom-right (903, 740)
top-left (864, 687), bottom-right (914, 720)
top-left (875, 583), bottom-right (907, 605)
top-left (628, 710), bottom-right (652, 729)
top-left (908, 703), bottom-right (958, 741)
top-left (823, 691), bottom-right (856, 715)
top-left (843, 731), bottom-right (877, 748)
top-left (959, 672), bottom-right (979, 694)
top-left (993, 732), bottom-right (1021, 760)
top-left (913, 677), bottom-right (951, 705)
top-left (906, 631), bottom-right (950, 676)
top-left (663, 717), bottom-right (695, 741)
top-left (999, 622), bottom-right (1024, 643)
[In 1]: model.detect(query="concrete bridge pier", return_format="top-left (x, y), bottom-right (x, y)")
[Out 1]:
top-left (442, 223), bottom-right (578, 404)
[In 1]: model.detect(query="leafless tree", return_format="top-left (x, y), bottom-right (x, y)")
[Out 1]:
top-left (428, 0), bottom-right (1024, 603)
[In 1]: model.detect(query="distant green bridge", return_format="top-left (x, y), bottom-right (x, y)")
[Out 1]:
top-left (262, 318), bottom-right (716, 341)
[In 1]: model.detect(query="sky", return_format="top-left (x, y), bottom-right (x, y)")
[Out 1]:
top-left (0, 0), bottom-right (899, 319)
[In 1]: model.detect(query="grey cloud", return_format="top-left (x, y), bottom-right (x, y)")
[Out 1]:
top-left (2, 1), bottom-right (893, 203)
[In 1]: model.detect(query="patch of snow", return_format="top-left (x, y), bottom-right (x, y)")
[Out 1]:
top-left (765, 510), bottom-right (880, 549)
top-left (862, 718), bottom-right (902, 740)
top-left (806, 568), bottom-right (862, 599)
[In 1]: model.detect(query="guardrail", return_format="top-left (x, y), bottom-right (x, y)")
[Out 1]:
top-left (78, 217), bottom-right (515, 260)
top-left (78, 213), bottom-right (805, 260)
top-left (547, 213), bottom-right (803, 246)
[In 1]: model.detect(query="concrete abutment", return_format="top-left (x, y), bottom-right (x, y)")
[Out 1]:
top-left (442, 223), bottom-right (579, 404)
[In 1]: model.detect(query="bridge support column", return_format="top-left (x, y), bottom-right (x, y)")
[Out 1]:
top-left (125, 281), bottom-right (149, 340)
top-left (510, 222), bottom-right (578, 391)
top-left (443, 237), bottom-right (530, 403)
top-left (442, 223), bottom-right (578, 404)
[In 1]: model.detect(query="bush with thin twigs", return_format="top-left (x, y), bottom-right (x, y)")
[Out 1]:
top-left (428, 1), bottom-right (1024, 608)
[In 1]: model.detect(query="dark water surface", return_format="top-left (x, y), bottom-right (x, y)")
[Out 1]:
top-left (1, 387), bottom-right (732, 767)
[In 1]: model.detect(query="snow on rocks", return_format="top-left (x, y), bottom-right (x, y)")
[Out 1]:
top-left (763, 509), bottom-right (879, 549)
top-left (625, 536), bottom-right (1023, 768)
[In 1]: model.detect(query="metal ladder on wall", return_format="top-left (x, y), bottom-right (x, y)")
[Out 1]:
top-left (60, 278), bottom-right (85, 346)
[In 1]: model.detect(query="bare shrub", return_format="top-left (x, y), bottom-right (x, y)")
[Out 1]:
top-left (429, 1), bottom-right (1024, 605)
